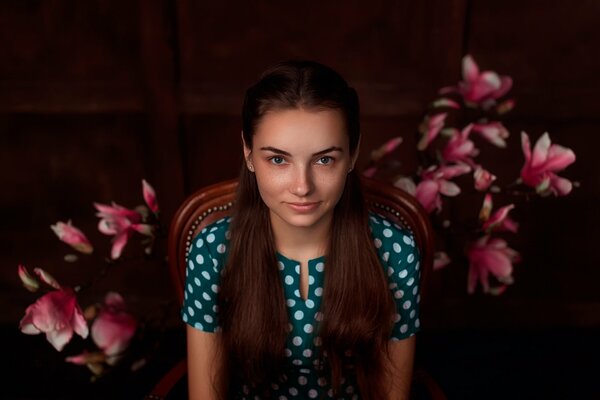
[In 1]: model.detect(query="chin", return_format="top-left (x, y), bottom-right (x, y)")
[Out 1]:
top-left (273, 209), bottom-right (329, 229)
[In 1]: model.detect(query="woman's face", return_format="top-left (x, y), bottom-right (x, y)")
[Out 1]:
top-left (243, 108), bottom-right (358, 232)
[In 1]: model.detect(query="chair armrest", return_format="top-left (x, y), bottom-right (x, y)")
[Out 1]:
top-left (145, 358), bottom-right (188, 400)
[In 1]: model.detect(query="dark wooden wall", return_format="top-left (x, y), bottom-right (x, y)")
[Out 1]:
top-left (1, 0), bottom-right (598, 330)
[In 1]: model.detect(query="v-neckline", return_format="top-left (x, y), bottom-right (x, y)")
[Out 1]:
top-left (275, 252), bottom-right (326, 303)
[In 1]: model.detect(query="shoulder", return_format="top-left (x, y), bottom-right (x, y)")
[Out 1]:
top-left (186, 216), bottom-right (232, 265)
top-left (367, 211), bottom-right (418, 254)
top-left (367, 210), bottom-right (421, 288)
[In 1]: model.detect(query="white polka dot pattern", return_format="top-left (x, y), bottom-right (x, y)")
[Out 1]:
top-left (180, 211), bottom-right (421, 398)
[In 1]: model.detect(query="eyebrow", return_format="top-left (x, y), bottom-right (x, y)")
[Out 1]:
top-left (259, 146), bottom-right (344, 157)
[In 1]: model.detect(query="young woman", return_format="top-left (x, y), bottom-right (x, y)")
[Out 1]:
top-left (181, 60), bottom-right (421, 400)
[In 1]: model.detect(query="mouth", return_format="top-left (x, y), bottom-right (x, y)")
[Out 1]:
top-left (286, 202), bottom-right (320, 212)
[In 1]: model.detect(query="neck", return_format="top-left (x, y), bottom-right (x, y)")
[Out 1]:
top-left (270, 211), bottom-right (332, 260)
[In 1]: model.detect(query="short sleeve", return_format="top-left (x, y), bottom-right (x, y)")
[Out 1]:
top-left (369, 213), bottom-right (422, 340)
top-left (180, 222), bottom-right (229, 332)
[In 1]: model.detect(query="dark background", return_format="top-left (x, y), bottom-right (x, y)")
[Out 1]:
top-left (1, 1), bottom-right (598, 399)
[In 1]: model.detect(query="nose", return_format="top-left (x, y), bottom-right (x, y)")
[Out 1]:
top-left (290, 164), bottom-right (314, 197)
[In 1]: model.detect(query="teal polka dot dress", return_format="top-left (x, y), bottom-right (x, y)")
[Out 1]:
top-left (181, 211), bottom-right (421, 399)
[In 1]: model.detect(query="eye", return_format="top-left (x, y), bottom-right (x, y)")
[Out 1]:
top-left (316, 156), bottom-right (334, 165)
top-left (268, 156), bottom-right (286, 165)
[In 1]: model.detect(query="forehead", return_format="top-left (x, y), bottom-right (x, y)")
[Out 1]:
top-left (253, 108), bottom-right (348, 150)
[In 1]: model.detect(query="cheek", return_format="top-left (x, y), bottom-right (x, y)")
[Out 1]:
top-left (319, 171), bottom-right (348, 200)
top-left (254, 170), bottom-right (284, 203)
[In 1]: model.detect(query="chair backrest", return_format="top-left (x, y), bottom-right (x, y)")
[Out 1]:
top-left (167, 177), bottom-right (434, 306)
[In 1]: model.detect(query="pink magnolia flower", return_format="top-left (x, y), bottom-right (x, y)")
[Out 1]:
top-left (415, 164), bottom-right (471, 213)
top-left (142, 179), bottom-right (159, 214)
top-left (50, 220), bottom-right (93, 254)
top-left (471, 122), bottom-right (510, 148)
top-left (442, 124), bottom-right (479, 165)
top-left (418, 113), bottom-right (447, 150)
top-left (467, 235), bottom-right (520, 294)
top-left (473, 165), bottom-right (497, 191)
top-left (520, 132), bottom-right (576, 196)
top-left (370, 137), bottom-right (403, 162)
top-left (441, 54), bottom-right (513, 106)
top-left (479, 194), bottom-right (519, 233)
top-left (91, 292), bottom-right (137, 365)
top-left (94, 202), bottom-right (154, 259)
top-left (19, 285), bottom-right (89, 351)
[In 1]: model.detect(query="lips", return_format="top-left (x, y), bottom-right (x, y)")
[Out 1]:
top-left (286, 201), bottom-right (320, 212)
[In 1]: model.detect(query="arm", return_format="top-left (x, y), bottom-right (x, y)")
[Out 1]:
top-left (384, 336), bottom-right (416, 400)
top-left (187, 325), bottom-right (224, 400)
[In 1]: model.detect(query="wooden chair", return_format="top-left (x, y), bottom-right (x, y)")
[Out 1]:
top-left (146, 176), bottom-right (446, 399)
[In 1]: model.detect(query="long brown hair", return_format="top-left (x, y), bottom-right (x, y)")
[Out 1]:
top-left (216, 60), bottom-right (397, 399)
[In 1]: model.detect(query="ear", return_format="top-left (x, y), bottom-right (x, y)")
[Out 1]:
top-left (241, 130), bottom-right (251, 160)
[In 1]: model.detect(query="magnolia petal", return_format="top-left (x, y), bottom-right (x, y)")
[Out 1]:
top-left (481, 250), bottom-right (513, 278)
top-left (495, 76), bottom-right (513, 99)
top-left (467, 73), bottom-right (499, 103)
top-left (393, 176), bottom-right (417, 196)
top-left (97, 219), bottom-right (118, 235)
top-left (483, 204), bottom-right (515, 231)
top-left (72, 305), bottom-right (90, 339)
top-left (474, 166), bottom-right (496, 191)
top-left (472, 123), bottom-right (509, 148)
top-left (502, 218), bottom-right (519, 233)
top-left (438, 180), bottom-right (461, 197)
top-left (370, 137), bottom-right (403, 162)
top-left (520, 131), bottom-right (532, 161)
top-left (480, 71), bottom-right (502, 91)
top-left (131, 223), bottom-right (154, 237)
top-left (46, 326), bottom-right (74, 352)
top-left (30, 290), bottom-right (74, 332)
top-left (104, 292), bottom-right (125, 309)
top-left (432, 98), bottom-right (461, 109)
top-left (33, 268), bottom-right (62, 290)
top-left (462, 54), bottom-right (479, 83)
top-left (479, 194), bottom-right (493, 222)
top-left (19, 308), bottom-right (41, 335)
top-left (438, 163), bottom-right (472, 179)
top-left (94, 202), bottom-right (142, 223)
top-left (110, 230), bottom-right (132, 260)
top-left (50, 221), bottom-right (93, 254)
top-left (531, 132), bottom-right (551, 169)
top-left (142, 179), bottom-right (159, 214)
top-left (418, 113), bottom-right (447, 150)
top-left (415, 180), bottom-right (440, 213)
top-left (18, 264), bottom-right (40, 292)
top-left (549, 173), bottom-right (573, 196)
top-left (91, 310), bottom-right (137, 357)
top-left (544, 144), bottom-right (576, 172)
